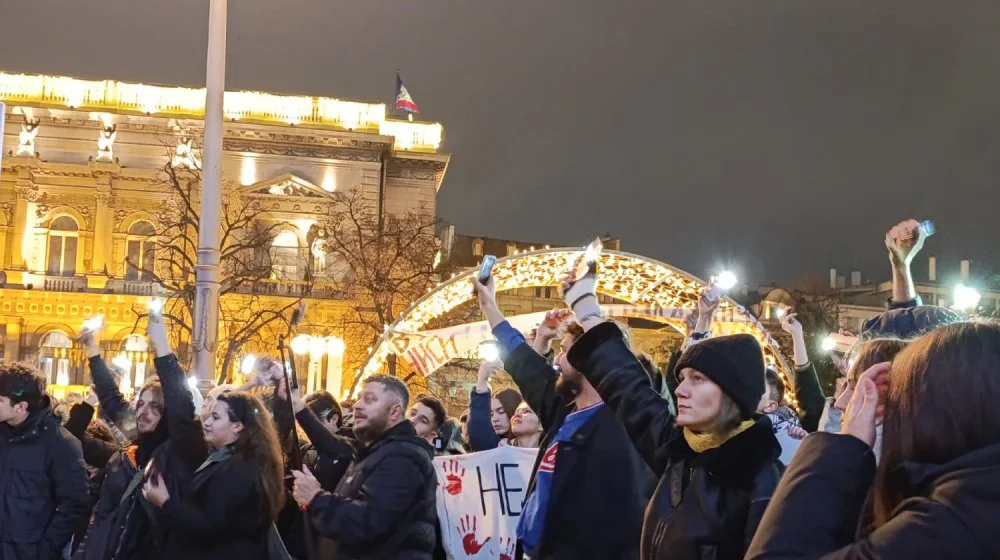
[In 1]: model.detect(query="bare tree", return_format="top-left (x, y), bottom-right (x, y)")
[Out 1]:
top-left (320, 188), bottom-right (441, 393)
top-left (129, 161), bottom-right (310, 382)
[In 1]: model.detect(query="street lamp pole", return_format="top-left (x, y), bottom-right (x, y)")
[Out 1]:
top-left (192, 0), bottom-right (227, 388)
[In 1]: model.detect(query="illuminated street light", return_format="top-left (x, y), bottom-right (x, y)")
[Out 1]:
top-left (715, 271), bottom-right (738, 291)
top-left (326, 337), bottom-right (346, 356)
top-left (952, 284), bottom-right (981, 312)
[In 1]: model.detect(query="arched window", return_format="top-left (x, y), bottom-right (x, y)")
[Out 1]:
top-left (271, 230), bottom-right (303, 280)
top-left (39, 331), bottom-right (73, 386)
top-left (472, 239), bottom-right (484, 257)
top-left (125, 221), bottom-right (157, 281)
top-left (47, 216), bottom-right (78, 277)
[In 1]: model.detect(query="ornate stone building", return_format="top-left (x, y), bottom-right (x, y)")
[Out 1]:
top-left (0, 72), bottom-right (449, 399)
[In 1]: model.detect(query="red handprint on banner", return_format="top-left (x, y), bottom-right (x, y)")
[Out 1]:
top-left (442, 459), bottom-right (466, 495)
top-left (457, 514), bottom-right (491, 555)
top-left (499, 537), bottom-right (516, 560)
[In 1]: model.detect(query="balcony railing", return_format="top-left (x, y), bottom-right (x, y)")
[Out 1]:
top-left (44, 276), bottom-right (87, 292)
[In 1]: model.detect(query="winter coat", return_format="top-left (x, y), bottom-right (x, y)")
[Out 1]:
top-left (502, 339), bottom-right (655, 560)
top-left (0, 402), bottom-right (90, 560)
top-left (746, 432), bottom-right (1000, 559)
top-left (467, 388), bottom-right (502, 451)
top-left (63, 402), bottom-right (116, 554)
top-left (307, 419), bottom-right (438, 560)
top-left (566, 322), bottom-right (783, 560)
top-left (159, 451), bottom-right (273, 559)
top-left (76, 354), bottom-right (208, 560)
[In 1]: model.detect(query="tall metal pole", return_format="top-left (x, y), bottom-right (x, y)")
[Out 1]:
top-left (192, 0), bottom-right (227, 388)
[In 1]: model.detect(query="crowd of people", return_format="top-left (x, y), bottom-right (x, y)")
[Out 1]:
top-left (0, 217), bottom-right (997, 559)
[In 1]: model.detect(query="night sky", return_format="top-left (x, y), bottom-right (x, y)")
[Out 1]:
top-left (3, 0), bottom-right (999, 286)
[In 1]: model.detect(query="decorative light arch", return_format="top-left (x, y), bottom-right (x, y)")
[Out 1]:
top-left (352, 248), bottom-right (792, 397)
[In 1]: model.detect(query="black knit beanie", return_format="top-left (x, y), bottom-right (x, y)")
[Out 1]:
top-left (674, 334), bottom-right (765, 420)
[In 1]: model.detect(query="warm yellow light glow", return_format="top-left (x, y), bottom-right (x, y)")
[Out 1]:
top-left (290, 334), bottom-right (311, 356)
top-left (240, 156), bottom-right (257, 186)
top-left (353, 248), bottom-right (793, 399)
top-left (322, 168), bottom-right (337, 192)
top-left (309, 336), bottom-right (327, 358)
top-left (326, 336), bottom-right (346, 356)
top-left (0, 72), bottom-right (442, 151)
top-left (240, 354), bottom-right (257, 374)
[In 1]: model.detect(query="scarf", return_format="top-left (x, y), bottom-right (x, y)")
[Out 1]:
top-left (683, 419), bottom-right (756, 453)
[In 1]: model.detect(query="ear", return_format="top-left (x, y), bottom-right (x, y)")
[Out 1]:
top-left (231, 421), bottom-right (245, 437)
top-left (13, 401), bottom-right (28, 415)
top-left (331, 414), bottom-right (341, 427)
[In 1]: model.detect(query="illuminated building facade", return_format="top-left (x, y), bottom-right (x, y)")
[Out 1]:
top-left (0, 72), bottom-right (449, 399)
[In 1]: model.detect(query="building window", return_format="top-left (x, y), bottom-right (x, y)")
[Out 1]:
top-left (472, 239), bottom-right (484, 257)
top-left (125, 221), bottom-right (157, 281)
top-left (39, 331), bottom-right (73, 386)
top-left (47, 216), bottom-right (79, 277)
top-left (271, 230), bottom-right (303, 280)
top-left (506, 243), bottom-right (516, 256)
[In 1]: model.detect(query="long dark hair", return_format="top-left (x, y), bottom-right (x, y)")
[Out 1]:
top-left (217, 392), bottom-right (286, 520)
top-left (875, 322), bottom-right (1000, 526)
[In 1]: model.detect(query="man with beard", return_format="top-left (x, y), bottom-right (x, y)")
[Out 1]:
top-left (473, 278), bottom-right (654, 560)
top-left (291, 375), bottom-right (438, 559)
top-left (75, 315), bottom-right (207, 559)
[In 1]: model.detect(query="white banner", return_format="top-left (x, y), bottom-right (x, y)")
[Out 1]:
top-left (389, 304), bottom-right (776, 377)
top-left (434, 446), bottom-right (538, 560)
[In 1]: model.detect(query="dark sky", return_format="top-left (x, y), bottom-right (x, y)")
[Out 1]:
top-left (3, 0), bottom-right (999, 286)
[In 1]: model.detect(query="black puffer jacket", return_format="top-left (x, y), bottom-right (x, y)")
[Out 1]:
top-left (76, 354), bottom-right (208, 560)
top-left (567, 322), bottom-right (783, 560)
top-left (747, 432), bottom-right (1000, 559)
top-left (0, 401), bottom-right (90, 560)
top-left (307, 420), bottom-right (437, 559)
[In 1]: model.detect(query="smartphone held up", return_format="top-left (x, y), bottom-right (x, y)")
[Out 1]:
top-left (574, 237), bottom-right (603, 281)
top-left (477, 255), bottom-right (497, 285)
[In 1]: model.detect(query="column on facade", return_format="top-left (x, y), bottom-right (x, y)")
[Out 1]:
top-left (9, 178), bottom-right (38, 282)
top-left (89, 187), bottom-right (114, 289)
top-left (324, 345), bottom-right (344, 397)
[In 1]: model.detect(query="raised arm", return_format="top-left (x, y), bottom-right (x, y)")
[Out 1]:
top-left (885, 219), bottom-right (926, 307)
top-left (561, 264), bottom-right (678, 474)
top-left (467, 361), bottom-right (502, 451)
top-left (279, 385), bottom-right (356, 461)
top-left (80, 327), bottom-right (134, 433)
top-left (147, 316), bottom-right (207, 471)
top-left (473, 278), bottom-right (564, 430)
top-left (567, 322), bottom-right (678, 475)
top-left (780, 313), bottom-right (827, 432)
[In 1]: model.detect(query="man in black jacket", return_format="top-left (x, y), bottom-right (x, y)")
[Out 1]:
top-left (473, 278), bottom-right (654, 560)
top-left (0, 362), bottom-right (90, 559)
top-left (75, 316), bottom-right (207, 559)
top-left (292, 374), bottom-right (438, 559)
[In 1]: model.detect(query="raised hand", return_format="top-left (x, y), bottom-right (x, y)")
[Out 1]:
top-left (780, 313), bottom-right (803, 338)
top-left (442, 459), bottom-right (466, 495)
top-left (457, 515), bottom-right (491, 555)
top-left (885, 219), bottom-right (926, 266)
top-left (84, 386), bottom-right (99, 408)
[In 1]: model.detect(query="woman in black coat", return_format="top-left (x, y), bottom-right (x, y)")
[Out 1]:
top-left (747, 322), bottom-right (1000, 559)
top-left (143, 391), bottom-right (285, 560)
top-left (560, 269), bottom-right (783, 560)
